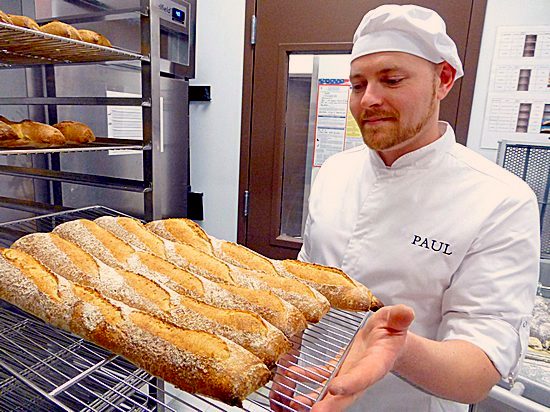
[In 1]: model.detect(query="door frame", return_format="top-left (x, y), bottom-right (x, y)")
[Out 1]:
top-left (238, 0), bottom-right (488, 248)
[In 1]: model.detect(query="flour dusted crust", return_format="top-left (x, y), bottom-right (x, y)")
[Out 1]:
top-left (0, 247), bottom-right (271, 405)
top-left (96, 216), bottom-right (330, 322)
top-left (12, 232), bottom-right (291, 367)
top-left (274, 259), bottom-right (383, 311)
top-left (146, 218), bottom-right (214, 254)
top-left (145, 218), bottom-right (381, 311)
top-left (53, 219), bottom-right (307, 337)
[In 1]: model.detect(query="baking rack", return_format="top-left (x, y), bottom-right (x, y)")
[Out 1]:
top-left (0, 22), bottom-right (146, 66)
top-left (0, 206), bottom-right (369, 411)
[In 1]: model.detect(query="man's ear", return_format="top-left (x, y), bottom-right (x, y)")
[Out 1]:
top-left (436, 62), bottom-right (456, 100)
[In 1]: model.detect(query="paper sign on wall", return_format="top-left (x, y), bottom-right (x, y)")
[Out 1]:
top-left (481, 26), bottom-right (550, 148)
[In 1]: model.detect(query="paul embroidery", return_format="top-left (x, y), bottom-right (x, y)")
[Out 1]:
top-left (412, 235), bottom-right (452, 255)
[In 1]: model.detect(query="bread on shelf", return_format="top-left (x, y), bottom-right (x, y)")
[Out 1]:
top-left (95, 216), bottom-right (331, 323)
top-left (0, 120), bottom-right (18, 141)
top-left (12, 232), bottom-right (292, 368)
top-left (0, 10), bottom-right (13, 24)
top-left (53, 219), bottom-right (308, 338)
top-left (147, 218), bottom-right (383, 311)
top-left (78, 29), bottom-right (112, 47)
top-left (39, 20), bottom-right (82, 40)
top-left (8, 14), bottom-right (39, 30)
top-left (0, 248), bottom-right (271, 406)
top-left (53, 120), bottom-right (96, 143)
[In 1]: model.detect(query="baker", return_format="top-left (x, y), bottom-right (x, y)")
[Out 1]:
top-left (297, 4), bottom-right (539, 411)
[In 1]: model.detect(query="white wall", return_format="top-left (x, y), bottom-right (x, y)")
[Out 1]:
top-left (189, 0), bottom-right (246, 241)
top-left (466, 0), bottom-right (550, 161)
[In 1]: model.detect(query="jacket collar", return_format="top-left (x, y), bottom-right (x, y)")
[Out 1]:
top-left (367, 122), bottom-right (455, 175)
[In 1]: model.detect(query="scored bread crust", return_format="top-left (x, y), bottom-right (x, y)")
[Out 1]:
top-left (95, 216), bottom-right (330, 323)
top-left (144, 217), bottom-right (381, 311)
top-left (12, 232), bottom-right (291, 367)
top-left (0, 10), bottom-right (13, 24)
top-left (146, 218), bottom-right (214, 254)
top-left (53, 220), bottom-right (307, 337)
top-left (273, 259), bottom-right (383, 312)
top-left (209, 236), bottom-right (383, 312)
top-left (0, 248), bottom-right (270, 405)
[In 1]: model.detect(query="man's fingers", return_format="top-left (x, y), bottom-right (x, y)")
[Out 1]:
top-left (385, 304), bottom-right (415, 331)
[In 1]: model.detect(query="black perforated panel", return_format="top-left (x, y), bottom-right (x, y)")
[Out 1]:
top-left (502, 144), bottom-right (550, 257)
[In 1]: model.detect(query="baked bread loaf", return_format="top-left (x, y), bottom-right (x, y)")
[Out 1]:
top-left (53, 120), bottom-right (95, 143)
top-left (8, 14), bottom-right (39, 30)
top-left (78, 29), bottom-right (112, 47)
top-left (146, 218), bottom-right (214, 254)
top-left (272, 259), bottom-right (384, 312)
top-left (0, 248), bottom-right (271, 406)
top-left (12, 232), bottom-right (291, 367)
top-left (0, 116), bottom-right (66, 145)
top-left (148, 218), bottom-right (382, 311)
top-left (0, 120), bottom-right (18, 141)
top-left (39, 20), bottom-right (82, 40)
top-left (53, 219), bottom-right (308, 337)
top-left (0, 10), bottom-right (13, 24)
top-left (95, 216), bottom-right (331, 322)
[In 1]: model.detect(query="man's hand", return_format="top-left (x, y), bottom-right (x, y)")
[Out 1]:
top-left (311, 304), bottom-right (415, 412)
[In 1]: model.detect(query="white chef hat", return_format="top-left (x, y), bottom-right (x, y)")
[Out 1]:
top-left (351, 4), bottom-right (463, 80)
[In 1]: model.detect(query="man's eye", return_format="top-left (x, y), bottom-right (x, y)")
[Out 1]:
top-left (384, 78), bottom-right (403, 85)
top-left (351, 83), bottom-right (365, 92)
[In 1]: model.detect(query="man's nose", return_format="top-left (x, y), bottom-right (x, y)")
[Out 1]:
top-left (360, 83), bottom-right (383, 108)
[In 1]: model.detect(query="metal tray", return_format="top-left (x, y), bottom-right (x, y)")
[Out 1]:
top-left (0, 138), bottom-right (147, 155)
top-left (0, 206), bottom-right (369, 411)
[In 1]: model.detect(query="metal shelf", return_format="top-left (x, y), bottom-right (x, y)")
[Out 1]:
top-left (0, 137), bottom-right (148, 155)
top-left (0, 206), bottom-right (370, 411)
top-left (0, 22), bottom-right (147, 67)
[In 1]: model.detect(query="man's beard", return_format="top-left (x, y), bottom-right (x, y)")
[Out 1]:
top-left (359, 80), bottom-right (438, 151)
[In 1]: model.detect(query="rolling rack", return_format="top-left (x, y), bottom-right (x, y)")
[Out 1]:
top-left (0, 206), bottom-right (370, 411)
top-left (0, 0), bottom-right (195, 221)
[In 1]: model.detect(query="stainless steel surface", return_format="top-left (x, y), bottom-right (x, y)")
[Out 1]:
top-left (0, 0), bottom-right (196, 222)
top-left (0, 138), bottom-right (146, 155)
top-left (0, 206), bottom-right (369, 411)
top-left (0, 22), bottom-right (145, 66)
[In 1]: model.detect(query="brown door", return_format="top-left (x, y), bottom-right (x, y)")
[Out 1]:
top-left (238, 0), bottom-right (487, 259)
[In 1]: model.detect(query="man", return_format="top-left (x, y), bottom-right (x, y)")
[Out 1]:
top-left (296, 4), bottom-right (540, 412)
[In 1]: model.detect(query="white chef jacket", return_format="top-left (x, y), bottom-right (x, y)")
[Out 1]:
top-left (299, 122), bottom-right (540, 411)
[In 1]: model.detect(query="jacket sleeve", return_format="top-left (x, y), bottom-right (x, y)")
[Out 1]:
top-left (436, 189), bottom-right (540, 381)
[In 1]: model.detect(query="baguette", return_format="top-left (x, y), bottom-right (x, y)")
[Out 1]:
top-left (146, 218), bottom-right (214, 254)
top-left (12, 232), bottom-right (291, 367)
top-left (148, 218), bottom-right (382, 311)
top-left (53, 219), bottom-right (307, 337)
top-left (2, 117), bottom-right (66, 145)
top-left (8, 14), bottom-right (39, 30)
top-left (0, 120), bottom-right (18, 141)
top-left (0, 248), bottom-right (270, 405)
top-left (209, 237), bottom-right (382, 311)
top-left (0, 10), bottom-right (13, 24)
top-left (53, 120), bottom-right (96, 143)
top-left (95, 216), bottom-right (330, 322)
top-left (78, 29), bottom-right (112, 47)
top-left (272, 259), bottom-right (384, 312)
top-left (39, 20), bottom-right (82, 40)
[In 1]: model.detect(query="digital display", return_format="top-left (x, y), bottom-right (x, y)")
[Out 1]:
top-left (172, 7), bottom-right (186, 24)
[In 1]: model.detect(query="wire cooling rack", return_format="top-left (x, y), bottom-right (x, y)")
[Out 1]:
top-left (0, 206), bottom-right (369, 411)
